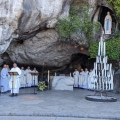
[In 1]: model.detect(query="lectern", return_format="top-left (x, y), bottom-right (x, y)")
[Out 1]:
top-left (8, 72), bottom-right (18, 97)
top-left (30, 72), bottom-right (39, 94)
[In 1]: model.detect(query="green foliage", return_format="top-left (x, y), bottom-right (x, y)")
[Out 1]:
top-left (107, 0), bottom-right (120, 22)
top-left (88, 42), bottom-right (98, 59)
top-left (55, 6), bottom-right (100, 43)
top-left (89, 32), bottom-right (120, 60)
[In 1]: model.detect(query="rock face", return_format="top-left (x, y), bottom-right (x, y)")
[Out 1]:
top-left (0, 0), bottom-right (72, 54)
top-left (0, 0), bottom-right (117, 67)
top-left (7, 29), bottom-right (89, 67)
top-left (113, 69), bottom-right (120, 93)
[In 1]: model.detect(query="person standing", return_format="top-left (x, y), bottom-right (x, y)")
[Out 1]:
top-left (6, 65), bottom-right (10, 71)
top-left (9, 63), bottom-right (21, 96)
top-left (88, 69), bottom-right (94, 89)
top-left (20, 67), bottom-right (26, 88)
top-left (6, 64), bottom-right (10, 91)
top-left (25, 66), bottom-right (32, 87)
top-left (73, 69), bottom-right (79, 87)
top-left (79, 68), bottom-right (84, 88)
top-left (32, 67), bottom-right (38, 86)
top-left (83, 68), bottom-right (89, 89)
top-left (1, 64), bottom-right (9, 93)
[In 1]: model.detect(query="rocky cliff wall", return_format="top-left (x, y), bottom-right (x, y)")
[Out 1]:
top-left (0, 0), bottom-right (117, 67)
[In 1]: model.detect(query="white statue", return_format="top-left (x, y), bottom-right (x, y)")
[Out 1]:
top-left (104, 12), bottom-right (112, 34)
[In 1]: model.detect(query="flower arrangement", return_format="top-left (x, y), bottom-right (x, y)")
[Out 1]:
top-left (38, 82), bottom-right (47, 91)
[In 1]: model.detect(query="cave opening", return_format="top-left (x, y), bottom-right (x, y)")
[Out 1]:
top-left (63, 53), bottom-right (95, 73)
top-left (99, 6), bottom-right (116, 32)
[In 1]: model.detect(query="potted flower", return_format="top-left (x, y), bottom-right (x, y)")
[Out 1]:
top-left (38, 81), bottom-right (47, 91)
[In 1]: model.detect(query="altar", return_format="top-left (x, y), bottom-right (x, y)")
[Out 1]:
top-left (52, 76), bottom-right (74, 91)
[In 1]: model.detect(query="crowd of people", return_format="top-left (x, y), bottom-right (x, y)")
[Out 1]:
top-left (0, 63), bottom-right (94, 96)
top-left (73, 68), bottom-right (94, 89)
top-left (0, 63), bottom-right (38, 96)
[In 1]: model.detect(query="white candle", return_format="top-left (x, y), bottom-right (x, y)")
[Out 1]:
top-left (104, 70), bottom-right (106, 77)
top-left (100, 37), bottom-right (103, 55)
top-left (103, 57), bottom-right (105, 63)
top-left (48, 70), bottom-right (50, 83)
top-left (106, 56), bottom-right (108, 63)
top-left (94, 62), bottom-right (96, 69)
top-left (100, 56), bottom-right (101, 63)
top-left (102, 70), bottom-right (104, 76)
top-left (55, 72), bottom-right (56, 76)
top-left (96, 57), bottom-right (98, 63)
top-left (103, 82), bottom-right (104, 90)
top-left (97, 83), bottom-right (98, 90)
top-left (70, 72), bottom-right (71, 77)
top-left (104, 63), bottom-right (106, 70)
top-left (95, 70), bottom-right (96, 76)
top-left (99, 71), bottom-right (100, 76)
top-left (109, 64), bottom-right (112, 74)
top-left (98, 42), bottom-right (100, 56)
top-left (110, 73), bottom-right (113, 90)
top-left (106, 81), bottom-right (107, 90)
top-left (96, 63), bottom-right (97, 71)
top-left (107, 64), bottom-right (109, 70)
top-left (104, 42), bottom-right (106, 56)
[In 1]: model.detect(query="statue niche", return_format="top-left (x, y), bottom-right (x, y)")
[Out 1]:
top-left (104, 11), bottom-right (112, 34)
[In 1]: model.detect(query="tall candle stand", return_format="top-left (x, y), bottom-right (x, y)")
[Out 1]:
top-left (85, 36), bottom-right (117, 102)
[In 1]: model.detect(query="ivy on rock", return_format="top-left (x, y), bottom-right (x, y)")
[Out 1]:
top-left (55, 5), bottom-right (100, 44)
top-left (89, 32), bottom-right (120, 60)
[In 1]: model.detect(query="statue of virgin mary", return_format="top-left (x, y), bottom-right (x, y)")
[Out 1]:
top-left (104, 12), bottom-right (112, 34)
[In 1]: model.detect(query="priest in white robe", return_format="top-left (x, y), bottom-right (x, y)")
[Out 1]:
top-left (1, 64), bottom-right (9, 93)
top-left (6, 64), bottom-right (10, 91)
top-left (25, 66), bottom-right (32, 87)
top-left (73, 69), bottom-right (79, 87)
top-left (83, 68), bottom-right (89, 89)
top-left (32, 67), bottom-right (38, 86)
top-left (9, 63), bottom-right (21, 96)
top-left (88, 69), bottom-right (94, 89)
top-left (79, 68), bottom-right (84, 88)
top-left (20, 67), bottom-right (26, 88)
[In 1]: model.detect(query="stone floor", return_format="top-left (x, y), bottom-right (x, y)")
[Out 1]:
top-left (0, 116), bottom-right (111, 120)
top-left (0, 88), bottom-right (120, 120)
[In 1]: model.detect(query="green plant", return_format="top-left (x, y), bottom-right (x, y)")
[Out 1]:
top-left (55, 6), bottom-right (100, 43)
top-left (89, 32), bottom-right (120, 60)
top-left (107, 0), bottom-right (120, 23)
top-left (38, 82), bottom-right (47, 91)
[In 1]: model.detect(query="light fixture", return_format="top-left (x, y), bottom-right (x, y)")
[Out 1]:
top-left (80, 47), bottom-right (84, 51)
top-left (74, 45), bottom-right (78, 48)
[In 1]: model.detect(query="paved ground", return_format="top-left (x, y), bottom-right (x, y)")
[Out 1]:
top-left (0, 116), bottom-right (111, 120)
top-left (0, 88), bottom-right (120, 120)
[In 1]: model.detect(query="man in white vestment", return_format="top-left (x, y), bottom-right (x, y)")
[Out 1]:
top-left (32, 67), bottom-right (38, 86)
top-left (1, 64), bottom-right (9, 92)
top-left (25, 66), bottom-right (32, 87)
top-left (79, 68), bottom-right (84, 88)
top-left (20, 67), bottom-right (26, 88)
top-left (83, 68), bottom-right (89, 89)
top-left (73, 69), bottom-right (79, 87)
top-left (88, 69), bottom-right (94, 89)
top-left (9, 63), bottom-right (21, 96)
